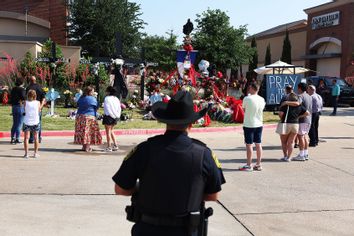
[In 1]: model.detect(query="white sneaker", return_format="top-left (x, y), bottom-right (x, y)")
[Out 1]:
top-left (292, 154), bottom-right (306, 161)
top-left (33, 153), bottom-right (40, 158)
top-left (280, 157), bottom-right (290, 162)
top-left (305, 155), bottom-right (309, 161)
top-left (23, 154), bottom-right (29, 159)
top-left (112, 145), bottom-right (119, 151)
top-left (104, 147), bottom-right (113, 152)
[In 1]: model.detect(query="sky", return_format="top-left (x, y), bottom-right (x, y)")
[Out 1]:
top-left (133, 0), bottom-right (332, 42)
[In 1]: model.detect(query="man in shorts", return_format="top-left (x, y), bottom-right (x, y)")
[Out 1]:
top-left (239, 83), bottom-right (265, 171)
top-left (283, 82), bottom-right (312, 161)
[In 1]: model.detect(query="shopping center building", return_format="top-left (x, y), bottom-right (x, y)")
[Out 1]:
top-left (0, 0), bottom-right (80, 66)
top-left (246, 0), bottom-right (354, 80)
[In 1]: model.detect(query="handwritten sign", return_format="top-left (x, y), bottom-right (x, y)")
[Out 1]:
top-left (266, 74), bottom-right (302, 105)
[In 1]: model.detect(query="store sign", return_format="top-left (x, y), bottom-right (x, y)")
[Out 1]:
top-left (266, 74), bottom-right (301, 105)
top-left (312, 11), bottom-right (340, 30)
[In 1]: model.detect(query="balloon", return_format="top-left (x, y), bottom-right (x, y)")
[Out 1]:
top-left (217, 71), bottom-right (223, 78)
top-left (198, 60), bottom-right (210, 72)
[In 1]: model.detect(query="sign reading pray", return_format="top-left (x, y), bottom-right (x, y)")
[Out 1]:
top-left (266, 74), bottom-right (302, 105)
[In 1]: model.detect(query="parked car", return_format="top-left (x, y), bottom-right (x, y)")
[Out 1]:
top-left (306, 76), bottom-right (354, 106)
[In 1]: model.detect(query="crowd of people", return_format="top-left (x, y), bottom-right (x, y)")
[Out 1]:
top-left (8, 75), bottom-right (122, 158)
top-left (238, 81), bottom-right (327, 171)
top-left (9, 76), bottom-right (46, 158)
top-left (7, 72), bottom-right (339, 165)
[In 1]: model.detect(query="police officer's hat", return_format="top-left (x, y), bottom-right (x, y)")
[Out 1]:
top-left (152, 91), bottom-right (208, 125)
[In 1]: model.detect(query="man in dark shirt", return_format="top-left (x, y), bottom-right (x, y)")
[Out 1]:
top-left (10, 78), bottom-right (26, 144)
top-left (308, 85), bottom-right (323, 147)
top-left (112, 91), bottom-right (225, 236)
top-left (26, 76), bottom-right (46, 143)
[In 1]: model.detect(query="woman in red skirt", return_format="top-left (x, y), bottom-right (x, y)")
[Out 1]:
top-left (74, 86), bottom-right (102, 152)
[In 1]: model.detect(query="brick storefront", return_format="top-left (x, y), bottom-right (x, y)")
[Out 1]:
top-left (305, 1), bottom-right (354, 78)
top-left (0, 0), bottom-right (68, 45)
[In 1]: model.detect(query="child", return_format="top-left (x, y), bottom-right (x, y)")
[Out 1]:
top-left (103, 86), bottom-right (121, 152)
top-left (23, 90), bottom-right (42, 158)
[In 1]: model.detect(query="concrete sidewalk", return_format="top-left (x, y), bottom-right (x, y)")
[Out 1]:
top-left (0, 107), bottom-right (354, 236)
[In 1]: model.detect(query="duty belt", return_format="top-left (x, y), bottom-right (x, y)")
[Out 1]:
top-left (140, 214), bottom-right (187, 227)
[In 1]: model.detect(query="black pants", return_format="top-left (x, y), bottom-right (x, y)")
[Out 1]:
top-left (332, 96), bottom-right (338, 114)
top-left (309, 112), bottom-right (320, 145)
top-left (132, 222), bottom-right (195, 236)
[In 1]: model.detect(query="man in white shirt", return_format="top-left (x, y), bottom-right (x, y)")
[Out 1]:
top-left (240, 83), bottom-right (266, 171)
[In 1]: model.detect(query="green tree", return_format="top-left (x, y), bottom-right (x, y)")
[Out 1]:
top-left (141, 31), bottom-right (178, 72)
top-left (19, 52), bottom-right (36, 80)
top-left (38, 39), bottom-right (67, 88)
top-left (248, 37), bottom-right (258, 72)
top-left (193, 9), bottom-right (252, 71)
top-left (69, 0), bottom-right (145, 58)
top-left (264, 43), bottom-right (271, 66)
top-left (39, 39), bottom-right (64, 59)
top-left (281, 30), bottom-right (292, 64)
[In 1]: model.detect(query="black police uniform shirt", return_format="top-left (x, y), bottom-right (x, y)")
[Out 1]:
top-left (112, 130), bottom-right (225, 198)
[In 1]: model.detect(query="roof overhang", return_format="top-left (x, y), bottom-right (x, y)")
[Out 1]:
top-left (304, 0), bottom-right (354, 15)
top-left (309, 37), bottom-right (342, 49)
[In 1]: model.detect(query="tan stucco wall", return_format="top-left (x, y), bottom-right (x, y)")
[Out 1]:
top-left (317, 42), bottom-right (341, 54)
top-left (0, 18), bottom-right (50, 37)
top-left (256, 30), bottom-right (307, 64)
top-left (317, 58), bottom-right (341, 77)
top-left (0, 41), bottom-right (80, 69)
top-left (0, 40), bottom-right (41, 61)
top-left (61, 46), bottom-right (81, 68)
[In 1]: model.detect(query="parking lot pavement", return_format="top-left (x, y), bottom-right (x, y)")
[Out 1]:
top-left (0, 107), bottom-right (353, 236)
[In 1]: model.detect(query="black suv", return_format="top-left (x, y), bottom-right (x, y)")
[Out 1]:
top-left (306, 76), bottom-right (354, 106)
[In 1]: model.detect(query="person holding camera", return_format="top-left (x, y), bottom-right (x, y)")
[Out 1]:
top-left (23, 90), bottom-right (43, 158)
top-left (112, 91), bottom-right (225, 236)
top-left (103, 86), bottom-right (121, 152)
top-left (26, 76), bottom-right (46, 143)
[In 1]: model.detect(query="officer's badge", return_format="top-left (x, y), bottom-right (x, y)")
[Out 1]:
top-left (124, 146), bottom-right (137, 161)
top-left (211, 151), bottom-right (222, 168)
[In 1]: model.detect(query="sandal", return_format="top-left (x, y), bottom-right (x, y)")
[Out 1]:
top-left (85, 148), bottom-right (93, 153)
top-left (253, 165), bottom-right (262, 171)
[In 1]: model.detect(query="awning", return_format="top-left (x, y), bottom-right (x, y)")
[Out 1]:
top-left (254, 60), bottom-right (311, 75)
top-left (302, 53), bottom-right (341, 60)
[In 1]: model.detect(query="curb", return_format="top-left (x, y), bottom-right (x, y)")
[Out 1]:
top-left (0, 124), bottom-right (277, 138)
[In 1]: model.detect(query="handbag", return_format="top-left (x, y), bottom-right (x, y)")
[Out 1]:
top-left (276, 106), bottom-right (289, 135)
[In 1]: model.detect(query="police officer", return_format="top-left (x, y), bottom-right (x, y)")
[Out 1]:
top-left (112, 91), bottom-right (225, 236)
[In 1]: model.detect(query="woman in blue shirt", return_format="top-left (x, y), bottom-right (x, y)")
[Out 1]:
top-left (74, 86), bottom-right (102, 152)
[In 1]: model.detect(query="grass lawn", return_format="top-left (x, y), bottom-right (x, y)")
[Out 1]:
top-left (0, 105), bottom-right (278, 132)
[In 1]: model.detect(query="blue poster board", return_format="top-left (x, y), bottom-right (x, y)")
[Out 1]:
top-left (176, 50), bottom-right (198, 64)
top-left (266, 74), bottom-right (302, 105)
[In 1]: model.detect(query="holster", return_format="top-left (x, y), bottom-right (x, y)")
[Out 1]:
top-left (188, 211), bottom-right (201, 235)
top-left (125, 192), bottom-right (141, 223)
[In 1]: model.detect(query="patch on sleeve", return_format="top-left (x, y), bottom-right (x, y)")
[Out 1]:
top-left (211, 151), bottom-right (222, 168)
top-left (124, 146), bottom-right (137, 161)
